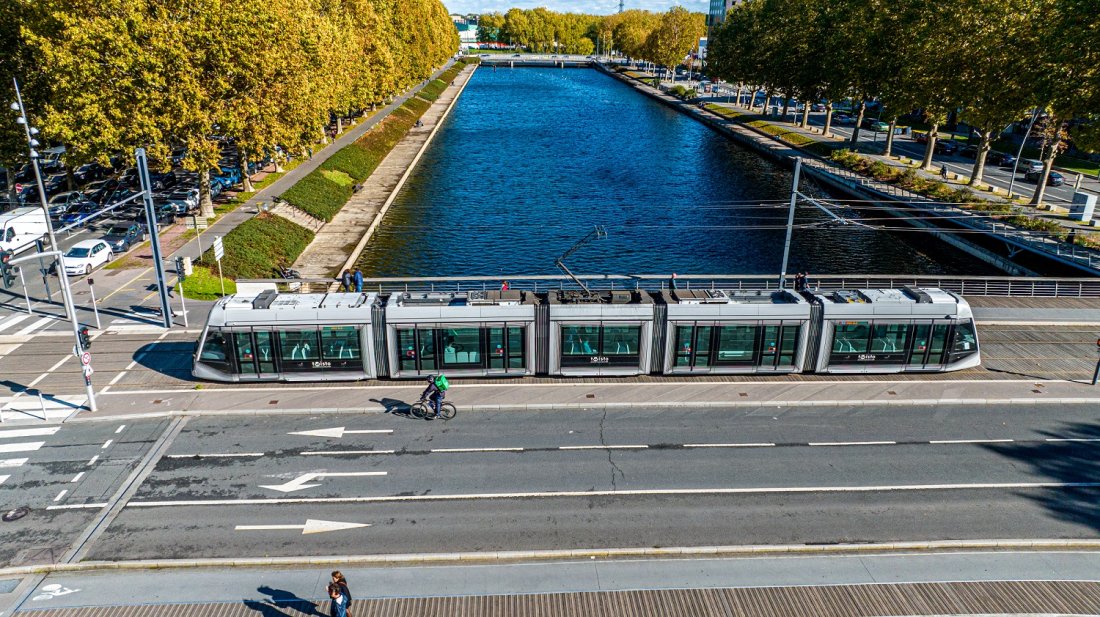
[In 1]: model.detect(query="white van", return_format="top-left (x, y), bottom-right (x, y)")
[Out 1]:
top-left (0, 207), bottom-right (49, 254)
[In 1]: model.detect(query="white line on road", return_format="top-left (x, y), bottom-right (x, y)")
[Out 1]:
top-left (87, 455), bottom-right (99, 466)
top-left (166, 453), bottom-right (265, 459)
top-left (684, 443), bottom-right (776, 448)
top-left (430, 447), bottom-right (525, 453)
top-left (0, 314), bottom-right (30, 334)
top-left (930, 439), bottom-right (1016, 445)
top-left (0, 441), bottom-right (44, 454)
top-left (107, 372), bottom-right (127, 385)
top-left (101, 439), bottom-right (113, 449)
top-left (0, 426), bottom-right (61, 439)
top-left (559, 445), bottom-right (649, 450)
top-left (70, 472), bottom-right (85, 483)
top-left (0, 458), bottom-right (28, 468)
top-left (809, 441), bottom-right (897, 447)
top-left (14, 317), bottom-right (54, 337)
top-left (115, 425), bottom-right (126, 434)
top-left (45, 480), bottom-right (1100, 510)
top-left (1043, 438), bottom-right (1100, 443)
top-left (53, 489), bottom-right (68, 502)
top-left (302, 450), bottom-right (396, 456)
top-left (0, 474), bottom-right (7, 486)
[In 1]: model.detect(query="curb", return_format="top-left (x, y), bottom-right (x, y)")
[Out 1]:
top-left (3, 539), bottom-right (1099, 577)
top-left (55, 396), bottom-right (1100, 424)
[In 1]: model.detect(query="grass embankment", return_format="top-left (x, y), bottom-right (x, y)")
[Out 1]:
top-left (199, 212), bottom-right (315, 280)
top-left (703, 103), bottom-right (836, 158)
top-left (178, 264), bottom-right (238, 301)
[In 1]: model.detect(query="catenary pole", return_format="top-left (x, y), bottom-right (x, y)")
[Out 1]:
top-left (779, 157), bottom-right (802, 289)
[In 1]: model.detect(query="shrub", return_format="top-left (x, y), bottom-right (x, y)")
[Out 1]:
top-left (280, 171), bottom-right (352, 222)
top-left (204, 213), bottom-right (315, 279)
top-left (322, 144), bottom-right (375, 181)
top-left (419, 79), bottom-right (447, 102)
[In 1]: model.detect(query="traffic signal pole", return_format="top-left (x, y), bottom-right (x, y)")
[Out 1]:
top-left (136, 149), bottom-right (173, 328)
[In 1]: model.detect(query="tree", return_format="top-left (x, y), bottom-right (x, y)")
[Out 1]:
top-left (478, 12), bottom-right (504, 43)
top-left (613, 9), bottom-right (660, 60)
top-left (641, 7), bottom-right (705, 82)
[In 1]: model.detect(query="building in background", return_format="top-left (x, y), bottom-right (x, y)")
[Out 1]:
top-left (707, 0), bottom-right (740, 33)
top-left (451, 14), bottom-right (479, 49)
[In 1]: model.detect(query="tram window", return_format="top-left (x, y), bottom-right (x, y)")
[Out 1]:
top-left (716, 325), bottom-right (755, 363)
top-left (777, 325), bottom-right (799, 366)
top-left (418, 329), bottom-right (437, 370)
top-left (602, 326), bottom-right (638, 356)
top-left (562, 325), bottom-right (599, 356)
top-left (254, 331), bottom-right (276, 373)
top-left (832, 322), bottom-right (870, 354)
top-left (507, 327), bottom-right (525, 369)
top-left (911, 325), bottom-right (930, 353)
top-left (674, 326), bottom-right (694, 367)
top-left (693, 326), bottom-right (712, 367)
top-left (759, 325), bottom-right (779, 365)
top-left (278, 330), bottom-right (319, 362)
top-left (199, 330), bottom-right (231, 371)
top-left (443, 328), bottom-right (481, 366)
top-left (950, 321), bottom-right (978, 355)
top-left (234, 332), bottom-right (257, 375)
top-left (397, 329), bottom-right (417, 371)
top-left (488, 327), bottom-right (505, 369)
top-left (927, 324), bottom-right (950, 364)
top-left (321, 327), bottom-right (361, 360)
top-left (871, 324), bottom-right (909, 354)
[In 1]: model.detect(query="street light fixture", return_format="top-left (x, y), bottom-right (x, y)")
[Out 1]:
top-left (10, 77), bottom-right (97, 412)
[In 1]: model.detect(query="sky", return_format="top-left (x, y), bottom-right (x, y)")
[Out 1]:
top-left (443, 0), bottom-right (708, 15)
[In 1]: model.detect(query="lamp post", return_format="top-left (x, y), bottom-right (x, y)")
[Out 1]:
top-left (10, 78), bottom-right (97, 412)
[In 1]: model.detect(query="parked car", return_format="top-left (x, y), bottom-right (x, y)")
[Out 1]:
top-left (98, 219), bottom-right (145, 253)
top-left (71, 163), bottom-right (103, 185)
top-left (148, 170), bottom-right (178, 191)
top-left (811, 103), bottom-right (826, 112)
top-left (58, 203), bottom-right (99, 227)
top-left (961, 145), bottom-right (980, 158)
top-left (833, 113), bottom-right (855, 125)
top-left (933, 140), bottom-right (959, 155)
top-left (47, 191), bottom-right (94, 218)
top-left (43, 173), bottom-right (68, 196)
top-left (212, 167), bottom-right (241, 189)
top-left (1019, 158), bottom-right (1044, 174)
top-left (163, 188), bottom-right (199, 213)
top-left (868, 119), bottom-right (890, 132)
top-left (988, 151), bottom-right (1017, 167)
top-left (1025, 169), bottom-right (1065, 186)
top-left (61, 239), bottom-right (112, 276)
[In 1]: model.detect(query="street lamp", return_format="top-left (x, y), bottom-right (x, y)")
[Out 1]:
top-left (10, 78), bottom-right (97, 412)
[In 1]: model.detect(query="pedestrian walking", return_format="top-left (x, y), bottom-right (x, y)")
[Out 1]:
top-left (331, 571), bottom-right (353, 617)
top-left (500, 280), bottom-right (509, 291)
top-left (353, 268), bottom-right (364, 293)
top-left (940, 164), bottom-right (948, 180)
top-left (340, 269), bottom-right (352, 293)
top-left (669, 272), bottom-right (679, 290)
top-left (327, 583), bottom-right (349, 617)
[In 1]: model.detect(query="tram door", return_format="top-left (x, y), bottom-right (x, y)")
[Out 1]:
top-left (905, 323), bottom-right (950, 369)
top-left (232, 331), bottom-right (278, 379)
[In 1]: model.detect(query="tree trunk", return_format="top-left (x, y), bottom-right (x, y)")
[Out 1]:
top-left (4, 167), bottom-right (15, 204)
top-left (920, 122), bottom-right (939, 170)
top-left (735, 83), bottom-right (743, 107)
top-left (781, 94), bottom-right (790, 121)
top-left (884, 118), bottom-right (897, 157)
top-left (763, 88), bottom-right (773, 115)
top-left (823, 103), bottom-right (834, 137)
top-left (800, 101), bottom-right (810, 128)
top-left (1029, 145), bottom-right (1059, 207)
top-left (336, 116), bottom-right (343, 135)
top-left (969, 131), bottom-right (993, 186)
top-left (199, 169), bottom-right (215, 218)
top-left (240, 152), bottom-right (255, 193)
top-left (849, 99), bottom-right (867, 145)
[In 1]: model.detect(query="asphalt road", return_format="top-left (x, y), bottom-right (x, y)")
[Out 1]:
top-left (7, 403), bottom-right (1092, 565)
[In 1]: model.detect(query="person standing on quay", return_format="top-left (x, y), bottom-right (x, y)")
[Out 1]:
top-left (340, 269), bottom-right (352, 292)
top-left (353, 268), bottom-right (364, 293)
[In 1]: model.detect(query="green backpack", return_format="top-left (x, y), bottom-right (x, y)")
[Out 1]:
top-left (434, 374), bottom-right (450, 391)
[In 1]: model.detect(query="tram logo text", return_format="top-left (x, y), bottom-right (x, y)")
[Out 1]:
top-left (311, 361), bottom-right (333, 369)
top-left (589, 356), bottom-right (610, 364)
top-left (857, 354), bottom-right (877, 361)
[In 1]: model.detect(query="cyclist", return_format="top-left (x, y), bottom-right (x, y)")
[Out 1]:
top-left (421, 374), bottom-right (448, 417)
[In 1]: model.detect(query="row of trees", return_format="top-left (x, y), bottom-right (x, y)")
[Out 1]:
top-left (2, 0), bottom-right (458, 217)
top-left (707, 0), bottom-right (1099, 206)
top-left (477, 7), bottom-right (705, 73)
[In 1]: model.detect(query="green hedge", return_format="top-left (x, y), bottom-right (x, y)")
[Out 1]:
top-left (419, 78), bottom-right (447, 102)
top-left (204, 213), bottom-right (315, 279)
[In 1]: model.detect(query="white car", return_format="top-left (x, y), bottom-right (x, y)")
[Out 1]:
top-left (62, 239), bottom-right (113, 276)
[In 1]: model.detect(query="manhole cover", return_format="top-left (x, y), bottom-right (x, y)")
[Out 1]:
top-left (2, 507), bottom-right (29, 522)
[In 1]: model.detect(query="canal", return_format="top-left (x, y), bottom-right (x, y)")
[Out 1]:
top-left (356, 67), bottom-right (999, 277)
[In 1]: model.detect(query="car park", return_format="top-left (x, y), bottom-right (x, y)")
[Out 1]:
top-left (43, 173), bottom-right (68, 196)
top-left (1025, 169), bottom-right (1064, 186)
top-left (47, 191), bottom-right (94, 217)
top-left (98, 219), bottom-right (145, 253)
top-left (62, 239), bottom-right (112, 276)
top-left (58, 203), bottom-right (99, 227)
top-left (148, 170), bottom-right (178, 191)
top-left (163, 188), bottom-right (199, 213)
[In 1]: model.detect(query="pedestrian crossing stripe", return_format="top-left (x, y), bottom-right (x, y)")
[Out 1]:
top-left (0, 314), bottom-right (31, 333)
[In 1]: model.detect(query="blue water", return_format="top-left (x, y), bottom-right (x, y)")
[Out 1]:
top-left (356, 68), bottom-right (996, 277)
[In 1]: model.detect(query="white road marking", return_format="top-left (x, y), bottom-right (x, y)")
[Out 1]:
top-left (685, 443), bottom-right (775, 448)
top-left (259, 471), bottom-right (388, 493)
top-left (70, 472), bottom-right (85, 483)
top-left (302, 450), bottom-right (395, 456)
top-left (87, 455), bottom-right (99, 466)
top-left (289, 427), bottom-right (393, 438)
top-left (107, 372), bottom-right (127, 385)
top-left (0, 441), bottom-right (44, 454)
top-left (15, 317), bottom-right (56, 337)
top-left (431, 447), bottom-right (525, 453)
top-left (0, 426), bottom-right (61, 439)
top-left (809, 441), bottom-right (897, 447)
top-left (0, 314), bottom-right (31, 334)
top-left (101, 439), bottom-right (113, 449)
top-left (559, 445), bottom-right (648, 450)
top-left (0, 474), bottom-right (8, 485)
top-left (930, 439), bottom-right (1016, 445)
top-left (53, 489), bottom-right (68, 502)
top-left (234, 519), bottom-right (370, 535)
top-left (45, 480), bottom-right (1100, 510)
top-left (0, 458), bottom-right (28, 468)
top-left (115, 425), bottom-right (126, 434)
top-left (166, 453), bottom-right (265, 459)
top-left (46, 356), bottom-right (70, 372)
top-left (1044, 438), bottom-right (1100, 443)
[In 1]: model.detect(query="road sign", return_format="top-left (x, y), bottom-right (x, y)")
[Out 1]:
top-left (235, 519), bottom-right (370, 535)
top-left (80, 352), bottom-right (91, 366)
top-left (213, 236), bottom-right (224, 261)
top-left (82, 365), bottom-right (94, 377)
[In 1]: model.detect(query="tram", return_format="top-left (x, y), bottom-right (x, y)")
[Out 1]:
top-left (192, 286), bottom-right (980, 382)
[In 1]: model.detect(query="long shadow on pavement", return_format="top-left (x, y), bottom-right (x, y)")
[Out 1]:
top-left (132, 341), bottom-right (199, 382)
top-left (244, 585), bottom-right (326, 617)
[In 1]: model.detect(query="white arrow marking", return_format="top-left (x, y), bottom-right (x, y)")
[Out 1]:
top-left (259, 471), bottom-right (387, 493)
top-left (235, 519), bottom-right (370, 535)
top-left (289, 427), bottom-right (393, 439)
top-left (0, 427), bottom-right (60, 440)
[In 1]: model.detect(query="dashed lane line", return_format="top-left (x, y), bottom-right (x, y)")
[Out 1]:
top-left (53, 489), bottom-right (68, 502)
top-left (930, 439), bottom-right (1017, 445)
top-left (809, 441), bottom-right (897, 447)
top-left (100, 439), bottom-right (113, 449)
top-left (70, 472), bottom-right (85, 483)
top-left (302, 450), bottom-right (395, 456)
top-left (685, 443), bottom-right (775, 448)
top-left (44, 481), bottom-right (1100, 510)
top-left (166, 453), bottom-right (265, 459)
top-left (87, 455), bottom-right (99, 466)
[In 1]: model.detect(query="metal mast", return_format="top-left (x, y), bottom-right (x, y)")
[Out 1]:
top-left (555, 226), bottom-right (607, 296)
top-left (619, 0), bottom-right (624, 13)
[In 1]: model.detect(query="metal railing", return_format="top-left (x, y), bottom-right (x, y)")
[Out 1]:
top-left (237, 274), bottom-right (1100, 298)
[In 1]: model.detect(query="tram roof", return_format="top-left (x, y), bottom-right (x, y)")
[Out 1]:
top-left (387, 290), bottom-right (538, 307)
top-left (814, 287), bottom-right (961, 306)
top-left (663, 289), bottom-right (807, 305)
top-left (210, 291), bottom-right (380, 326)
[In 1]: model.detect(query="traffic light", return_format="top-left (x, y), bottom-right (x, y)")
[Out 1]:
top-left (0, 250), bottom-right (13, 289)
top-left (79, 327), bottom-right (91, 351)
top-left (175, 257), bottom-right (186, 282)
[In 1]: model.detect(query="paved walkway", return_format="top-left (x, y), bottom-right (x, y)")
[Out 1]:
top-left (294, 64), bottom-right (477, 279)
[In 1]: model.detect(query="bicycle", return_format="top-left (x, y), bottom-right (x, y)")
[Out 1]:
top-left (410, 396), bottom-right (456, 420)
